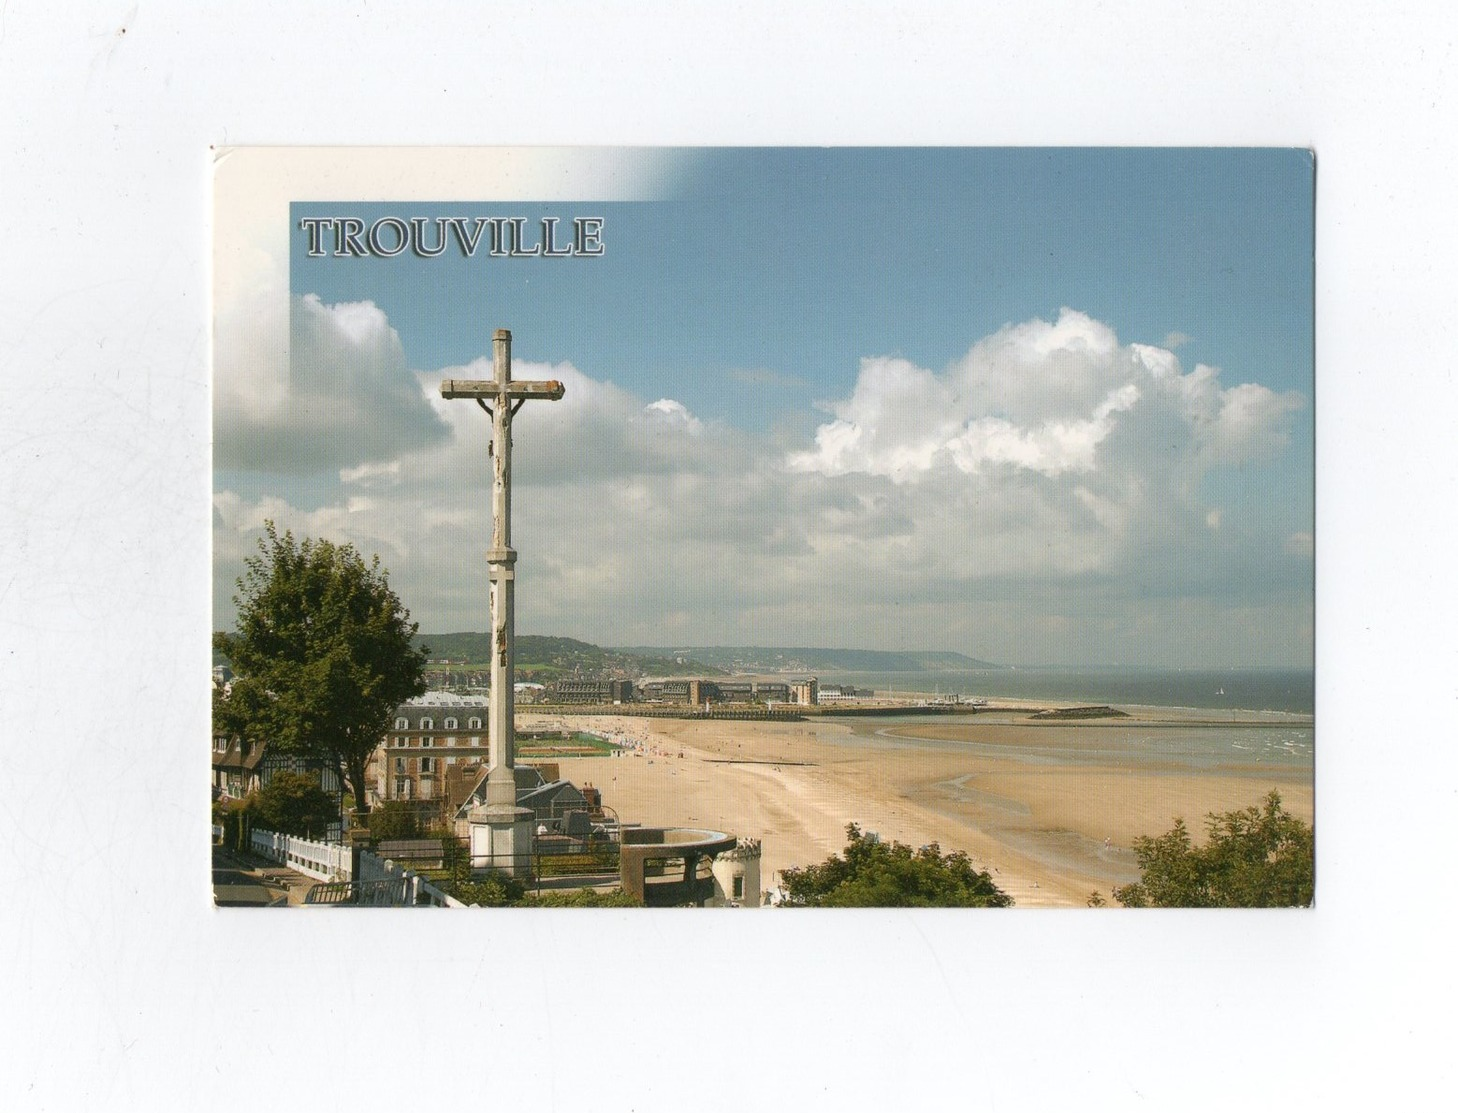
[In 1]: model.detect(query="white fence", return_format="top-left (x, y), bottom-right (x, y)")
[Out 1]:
top-left (357, 848), bottom-right (465, 908)
top-left (245, 828), bottom-right (465, 906)
top-left (249, 829), bottom-right (353, 883)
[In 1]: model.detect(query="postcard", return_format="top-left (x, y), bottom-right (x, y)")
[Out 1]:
top-left (211, 147), bottom-right (1314, 908)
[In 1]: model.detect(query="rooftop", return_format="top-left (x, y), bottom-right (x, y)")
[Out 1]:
top-left (402, 691), bottom-right (491, 706)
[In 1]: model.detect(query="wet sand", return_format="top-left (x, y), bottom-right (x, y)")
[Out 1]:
top-left (532, 707), bottom-right (1313, 908)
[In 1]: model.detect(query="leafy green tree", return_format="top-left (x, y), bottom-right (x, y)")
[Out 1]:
top-left (252, 770), bottom-right (338, 839)
top-left (1113, 790), bottom-right (1314, 908)
top-left (214, 523), bottom-right (427, 818)
top-left (366, 801), bottom-right (424, 841)
top-left (780, 824), bottom-right (1012, 907)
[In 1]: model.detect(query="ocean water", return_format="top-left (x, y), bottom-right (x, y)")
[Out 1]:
top-left (836, 715), bottom-right (1314, 774)
top-left (819, 667), bottom-right (1314, 717)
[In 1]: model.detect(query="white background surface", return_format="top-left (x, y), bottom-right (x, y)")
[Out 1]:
top-left (2, 3), bottom-right (1453, 1110)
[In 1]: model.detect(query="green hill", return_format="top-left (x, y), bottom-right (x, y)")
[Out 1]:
top-left (611, 646), bottom-right (1005, 673)
top-left (220, 633), bottom-right (1000, 679)
top-left (414, 633), bottom-right (725, 679)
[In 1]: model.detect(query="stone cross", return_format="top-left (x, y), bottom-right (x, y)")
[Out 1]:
top-left (441, 330), bottom-right (564, 817)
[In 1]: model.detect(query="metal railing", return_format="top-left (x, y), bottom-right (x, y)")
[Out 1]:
top-left (305, 878), bottom-right (410, 906)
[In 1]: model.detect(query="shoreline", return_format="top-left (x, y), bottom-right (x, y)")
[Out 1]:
top-left (531, 705), bottom-right (1313, 909)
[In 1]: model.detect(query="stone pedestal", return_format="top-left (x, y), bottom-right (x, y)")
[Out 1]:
top-left (468, 803), bottom-right (535, 877)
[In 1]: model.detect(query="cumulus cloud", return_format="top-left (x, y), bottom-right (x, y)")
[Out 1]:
top-left (214, 293), bottom-right (449, 474)
top-left (215, 306), bottom-right (1311, 665)
top-left (790, 309), bottom-right (1303, 483)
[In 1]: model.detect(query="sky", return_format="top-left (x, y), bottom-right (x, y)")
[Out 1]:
top-left (214, 148), bottom-right (1313, 667)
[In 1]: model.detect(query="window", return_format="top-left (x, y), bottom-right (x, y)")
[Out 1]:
top-left (445, 736), bottom-right (457, 746)
top-left (468, 717), bottom-right (482, 729)
top-left (395, 778), bottom-right (410, 798)
top-left (421, 757), bottom-right (434, 773)
top-left (422, 737), bottom-right (433, 748)
top-left (395, 717), bottom-right (408, 730)
top-left (394, 757), bottom-right (405, 774)
top-left (444, 717), bottom-right (457, 730)
top-left (470, 736), bottom-right (481, 746)
top-left (732, 875), bottom-right (745, 900)
top-left (420, 718), bottom-right (433, 730)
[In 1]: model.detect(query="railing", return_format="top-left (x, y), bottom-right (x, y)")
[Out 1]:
top-left (302, 874), bottom-right (460, 907)
top-left (356, 847), bottom-right (465, 907)
top-left (365, 832), bottom-right (621, 885)
top-left (304, 878), bottom-right (410, 906)
top-left (235, 828), bottom-right (465, 906)
top-left (249, 829), bottom-right (351, 883)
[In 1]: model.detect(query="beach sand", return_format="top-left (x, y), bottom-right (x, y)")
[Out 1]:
top-left (531, 708), bottom-right (1314, 908)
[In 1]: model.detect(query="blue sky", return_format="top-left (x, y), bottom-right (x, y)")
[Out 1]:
top-left (216, 148), bottom-right (1313, 666)
top-left (289, 148), bottom-right (1312, 430)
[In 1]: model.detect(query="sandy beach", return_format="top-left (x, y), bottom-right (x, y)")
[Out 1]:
top-left (530, 706), bottom-right (1314, 908)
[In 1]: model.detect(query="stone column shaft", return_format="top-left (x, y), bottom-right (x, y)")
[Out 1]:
top-left (486, 329), bottom-right (517, 807)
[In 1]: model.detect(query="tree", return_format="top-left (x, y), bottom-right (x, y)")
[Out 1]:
top-left (1113, 790), bottom-right (1314, 907)
top-left (779, 824), bottom-right (1012, 907)
top-left (214, 522), bottom-right (427, 818)
top-left (252, 771), bottom-right (338, 839)
top-left (365, 801), bottom-right (425, 841)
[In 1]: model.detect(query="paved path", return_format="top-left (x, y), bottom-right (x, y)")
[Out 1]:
top-left (212, 844), bottom-right (313, 907)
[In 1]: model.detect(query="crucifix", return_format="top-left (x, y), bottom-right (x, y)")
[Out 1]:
top-left (441, 329), bottom-right (564, 868)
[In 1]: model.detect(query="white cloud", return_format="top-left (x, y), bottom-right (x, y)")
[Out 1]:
top-left (790, 309), bottom-right (1304, 484)
top-left (1284, 531), bottom-right (1314, 557)
top-left (214, 293), bottom-right (449, 474)
top-left (644, 398), bottom-right (703, 435)
top-left (215, 307), bottom-right (1312, 665)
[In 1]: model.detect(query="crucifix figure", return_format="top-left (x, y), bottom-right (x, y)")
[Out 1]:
top-left (441, 329), bottom-right (564, 870)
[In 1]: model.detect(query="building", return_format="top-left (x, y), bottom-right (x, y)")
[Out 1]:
top-left (210, 734), bottom-right (343, 813)
top-left (789, 677), bottom-right (819, 706)
top-left (450, 765), bottom-right (595, 837)
top-left (639, 678), bottom-right (694, 703)
top-left (818, 683), bottom-right (873, 701)
top-left (551, 678), bottom-right (634, 704)
top-left (714, 680), bottom-right (756, 701)
top-left (212, 673), bottom-right (343, 803)
top-left (710, 838), bottom-right (763, 906)
top-left (618, 828), bottom-right (748, 907)
top-left (211, 733), bottom-right (265, 799)
top-left (369, 693), bottom-right (493, 811)
top-left (638, 677), bottom-right (793, 705)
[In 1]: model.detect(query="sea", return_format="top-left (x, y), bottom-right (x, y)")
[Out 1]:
top-left (817, 666), bottom-right (1314, 774)
top-left (818, 666), bottom-right (1314, 717)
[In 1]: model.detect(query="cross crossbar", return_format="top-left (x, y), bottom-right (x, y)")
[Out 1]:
top-left (440, 378), bottom-right (565, 400)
